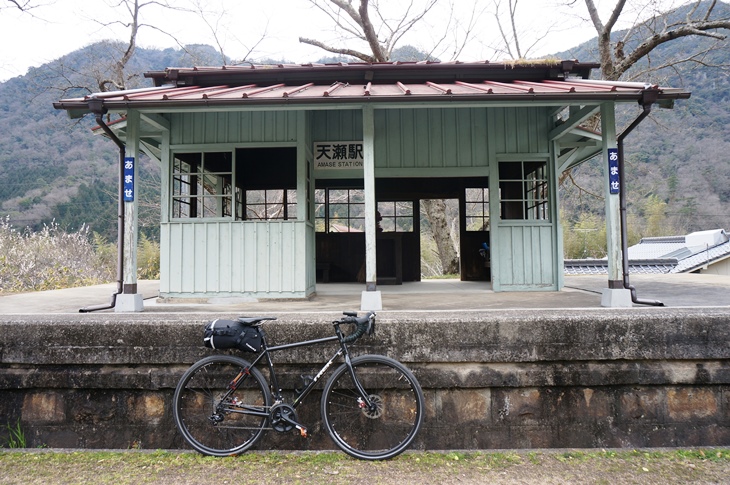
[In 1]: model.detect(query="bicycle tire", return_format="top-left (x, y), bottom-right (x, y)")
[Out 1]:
top-left (321, 354), bottom-right (424, 460)
top-left (173, 355), bottom-right (271, 456)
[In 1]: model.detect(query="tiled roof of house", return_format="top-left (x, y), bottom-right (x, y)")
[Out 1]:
top-left (564, 229), bottom-right (730, 275)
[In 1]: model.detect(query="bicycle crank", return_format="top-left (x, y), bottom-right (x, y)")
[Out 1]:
top-left (270, 403), bottom-right (308, 437)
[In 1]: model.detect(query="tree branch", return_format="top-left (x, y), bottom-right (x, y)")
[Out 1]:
top-left (358, 0), bottom-right (388, 60)
top-left (298, 37), bottom-right (376, 62)
top-left (614, 20), bottom-right (730, 79)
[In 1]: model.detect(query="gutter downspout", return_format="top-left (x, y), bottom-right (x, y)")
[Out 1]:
top-left (617, 89), bottom-right (664, 306)
top-left (80, 98), bottom-right (125, 313)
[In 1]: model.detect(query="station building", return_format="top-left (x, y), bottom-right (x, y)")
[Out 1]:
top-left (54, 60), bottom-right (690, 311)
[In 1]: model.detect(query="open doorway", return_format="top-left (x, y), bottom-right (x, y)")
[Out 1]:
top-left (420, 199), bottom-right (460, 278)
top-left (314, 177), bottom-right (490, 284)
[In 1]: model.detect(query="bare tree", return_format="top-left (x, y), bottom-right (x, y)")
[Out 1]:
top-left (299, 0), bottom-right (448, 62)
top-left (583, 0), bottom-right (730, 81)
top-left (91, 0), bottom-right (192, 91)
top-left (181, 0), bottom-right (269, 66)
top-left (491, 0), bottom-right (556, 60)
top-left (2, 0), bottom-right (38, 12)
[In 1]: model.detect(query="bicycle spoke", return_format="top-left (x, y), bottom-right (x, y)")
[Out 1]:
top-left (173, 356), bottom-right (271, 456)
top-left (322, 355), bottom-right (424, 460)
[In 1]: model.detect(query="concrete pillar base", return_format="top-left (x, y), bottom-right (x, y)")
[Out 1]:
top-left (115, 293), bottom-right (144, 312)
top-left (601, 288), bottom-right (633, 308)
top-left (360, 290), bottom-right (382, 311)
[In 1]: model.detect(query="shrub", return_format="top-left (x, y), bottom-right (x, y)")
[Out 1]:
top-left (0, 217), bottom-right (114, 293)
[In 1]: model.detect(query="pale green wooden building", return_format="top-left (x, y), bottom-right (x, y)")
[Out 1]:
top-left (54, 60), bottom-right (690, 311)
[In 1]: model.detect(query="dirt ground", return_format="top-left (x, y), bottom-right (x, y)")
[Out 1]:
top-left (1, 449), bottom-right (729, 485)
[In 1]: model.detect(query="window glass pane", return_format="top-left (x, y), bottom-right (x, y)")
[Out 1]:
top-left (329, 218), bottom-right (348, 232)
top-left (329, 189), bottom-right (348, 201)
top-left (350, 189), bottom-right (364, 203)
top-left (379, 202), bottom-right (394, 217)
top-left (396, 202), bottom-right (413, 217)
top-left (315, 188), bottom-right (326, 204)
top-left (329, 203), bottom-right (348, 219)
top-left (247, 204), bottom-right (266, 220)
top-left (247, 190), bottom-right (265, 204)
top-left (349, 218), bottom-right (365, 232)
top-left (499, 161), bottom-right (548, 221)
top-left (202, 197), bottom-right (218, 217)
top-left (349, 202), bottom-right (365, 218)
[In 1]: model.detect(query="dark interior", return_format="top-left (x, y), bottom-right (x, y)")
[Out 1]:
top-left (315, 177), bottom-right (490, 284)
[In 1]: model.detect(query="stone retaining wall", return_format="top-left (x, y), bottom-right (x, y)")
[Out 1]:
top-left (1, 309), bottom-right (729, 450)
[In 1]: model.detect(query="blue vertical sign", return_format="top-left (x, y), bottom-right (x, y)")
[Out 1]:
top-left (608, 148), bottom-right (620, 194)
top-left (123, 157), bottom-right (135, 201)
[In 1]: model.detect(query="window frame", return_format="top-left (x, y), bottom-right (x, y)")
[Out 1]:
top-left (465, 187), bottom-right (490, 231)
top-left (171, 151), bottom-right (236, 220)
top-left (498, 159), bottom-right (550, 221)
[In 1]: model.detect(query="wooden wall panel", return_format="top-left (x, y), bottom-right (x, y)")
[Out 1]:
top-left (495, 224), bottom-right (555, 290)
top-left (160, 221), bottom-right (311, 297)
top-left (170, 111), bottom-right (297, 145)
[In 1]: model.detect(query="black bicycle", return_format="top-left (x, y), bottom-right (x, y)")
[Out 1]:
top-left (173, 311), bottom-right (424, 460)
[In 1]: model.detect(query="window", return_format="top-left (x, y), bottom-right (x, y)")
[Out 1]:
top-left (314, 190), bottom-right (414, 233)
top-left (499, 161), bottom-right (549, 220)
top-left (315, 188), bottom-right (365, 232)
top-left (171, 147), bottom-right (298, 221)
top-left (465, 188), bottom-right (490, 231)
top-left (377, 201), bottom-right (414, 232)
top-left (245, 189), bottom-right (297, 220)
top-left (237, 147), bottom-right (297, 221)
top-left (329, 189), bottom-right (365, 232)
top-left (172, 152), bottom-right (235, 219)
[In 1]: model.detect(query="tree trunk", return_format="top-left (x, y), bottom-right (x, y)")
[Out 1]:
top-left (422, 199), bottom-right (459, 275)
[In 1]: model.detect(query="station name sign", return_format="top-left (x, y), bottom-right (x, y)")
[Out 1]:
top-left (607, 148), bottom-right (620, 194)
top-left (314, 141), bottom-right (364, 170)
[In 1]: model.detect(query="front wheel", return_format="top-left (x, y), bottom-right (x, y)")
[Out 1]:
top-left (173, 355), bottom-right (271, 456)
top-left (321, 354), bottom-right (424, 460)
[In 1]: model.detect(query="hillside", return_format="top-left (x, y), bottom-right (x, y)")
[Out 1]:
top-left (0, 7), bottom-right (729, 243)
top-left (0, 42), bottom-right (225, 240)
top-left (556, 1), bottom-right (730, 238)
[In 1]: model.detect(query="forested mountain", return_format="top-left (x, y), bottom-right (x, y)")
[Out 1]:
top-left (0, 42), bottom-right (227, 240)
top-left (0, 5), bottom-right (728, 246)
top-left (556, 1), bottom-right (730, 243)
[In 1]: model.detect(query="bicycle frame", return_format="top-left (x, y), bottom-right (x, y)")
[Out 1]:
top-left (224, 322), bottom-right (374, 420)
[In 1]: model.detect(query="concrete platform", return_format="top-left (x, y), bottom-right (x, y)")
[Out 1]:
top-left (1, 273), bottom-right (729, 314)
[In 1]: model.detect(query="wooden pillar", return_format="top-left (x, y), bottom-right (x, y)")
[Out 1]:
top-left (115, 109), bottom-right (143, 312)
top-left (361, 105), bottom-right (382, 310)
top-left (600, 102), bottom-right (631, 307)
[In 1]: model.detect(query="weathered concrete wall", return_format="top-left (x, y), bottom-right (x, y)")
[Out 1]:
top-left (1, 309), bottom-right (729, 450)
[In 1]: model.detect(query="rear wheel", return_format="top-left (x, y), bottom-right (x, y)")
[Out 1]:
top-left (173, 355), bottom-right (271, 456)
top-left (321, 354), bottom-right (424, 460)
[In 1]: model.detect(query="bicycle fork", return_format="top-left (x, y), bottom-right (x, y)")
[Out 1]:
top-left (342, 353), bottom-right (378, 413)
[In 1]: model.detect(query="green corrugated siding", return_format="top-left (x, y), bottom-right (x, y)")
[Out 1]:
top-left (169, 111), bottom-right (298, 144)
top-left (160, 221), bottom-right (310, 298)
top-left (374, 108), bottom-right (490, 169)
top-left (310, 110), bottom-right (363, 141)
top-left (493, 107), bottom-right (549, 154)
top-left (494, 224), bottom-right (556, 290)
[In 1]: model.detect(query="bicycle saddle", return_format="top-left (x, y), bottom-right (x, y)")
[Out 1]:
top-left (236, 316), bottom-right (277, 326)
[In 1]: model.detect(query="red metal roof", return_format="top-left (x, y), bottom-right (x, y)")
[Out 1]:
top-left (54, 60), bottom-right (691, 116)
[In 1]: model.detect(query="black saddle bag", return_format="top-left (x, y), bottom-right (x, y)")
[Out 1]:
top-left (203, 319), bottom-right (263, 353)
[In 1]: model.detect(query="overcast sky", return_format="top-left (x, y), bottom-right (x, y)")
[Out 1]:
top-left (0, 0), bottom-right (677, 83)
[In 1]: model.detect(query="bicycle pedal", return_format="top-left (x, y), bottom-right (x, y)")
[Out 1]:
top-left (297, 425), bottom-right (308, 438)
